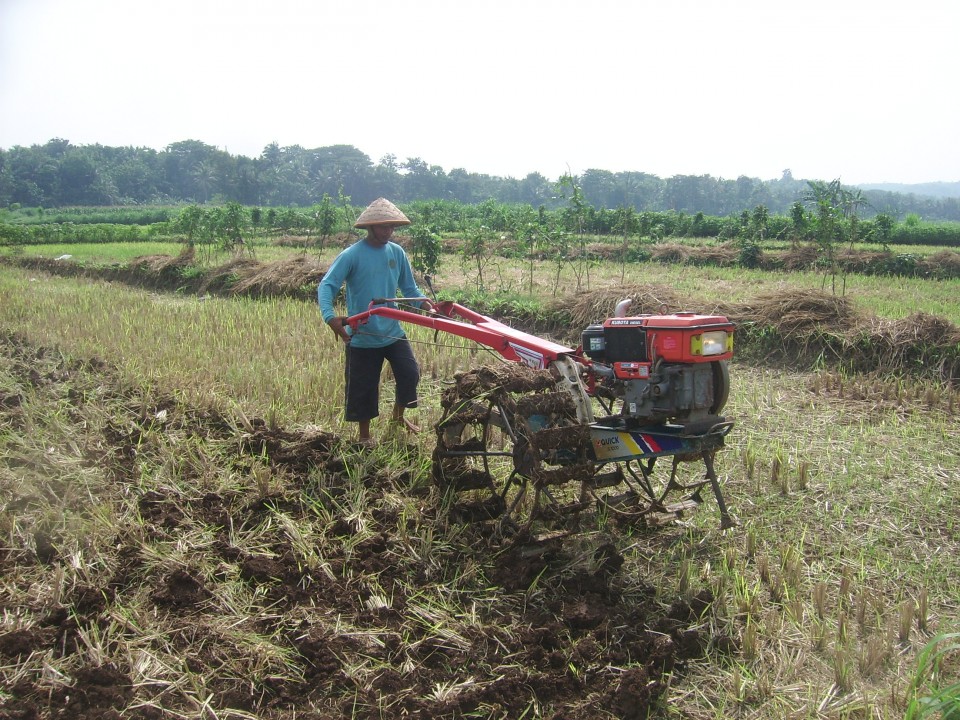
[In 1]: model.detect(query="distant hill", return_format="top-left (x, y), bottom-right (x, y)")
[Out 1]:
top-left (856, 181), bottom-right (960, 199)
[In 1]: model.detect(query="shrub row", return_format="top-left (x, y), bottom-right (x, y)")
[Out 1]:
top-left (0, 222), bottom-right (162, 245)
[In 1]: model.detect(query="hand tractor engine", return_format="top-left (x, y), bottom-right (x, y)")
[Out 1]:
top-left (581, 300), bottom-right (732, 430)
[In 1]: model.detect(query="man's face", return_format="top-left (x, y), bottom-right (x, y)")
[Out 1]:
top-left (367, 224), bottom-right (396, 246)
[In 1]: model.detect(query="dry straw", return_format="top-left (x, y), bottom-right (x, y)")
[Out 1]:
top-left (227, 255), bottom-right (327, 298)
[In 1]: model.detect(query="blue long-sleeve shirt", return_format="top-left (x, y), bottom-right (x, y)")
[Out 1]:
top-left (318, 239), bottom-right (423, 348)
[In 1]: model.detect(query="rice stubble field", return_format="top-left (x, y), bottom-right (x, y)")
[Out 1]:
top-left (0, 258), bottom-right (958, 719)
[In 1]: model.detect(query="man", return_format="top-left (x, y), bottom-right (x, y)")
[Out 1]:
top-left (318, 198), bottom-right (433, 447)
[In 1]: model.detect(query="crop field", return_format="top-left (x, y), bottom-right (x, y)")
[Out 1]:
top-left (4, 237), bottom-right (960, 324)
top-left (0, 241), bottom-right (307, 266)
top-left (0, 248), bottom-right (958, 719)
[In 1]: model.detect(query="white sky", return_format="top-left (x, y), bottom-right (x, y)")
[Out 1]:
top-left (1, 0), bottom-right (957, 184)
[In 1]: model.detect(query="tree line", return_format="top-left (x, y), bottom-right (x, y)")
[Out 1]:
top-left (6, 182), bottom-right (958, 260)
top-left (2, 138), bottom-right (959, 222)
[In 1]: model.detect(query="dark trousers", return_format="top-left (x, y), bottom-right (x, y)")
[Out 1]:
top-left (344, 339), bottom-right (420, 422)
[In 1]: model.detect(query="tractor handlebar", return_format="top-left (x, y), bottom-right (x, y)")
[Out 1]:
top-left (345, 300), bottom-right (574, 369)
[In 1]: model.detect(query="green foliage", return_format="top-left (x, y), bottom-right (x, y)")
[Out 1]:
top-left (460, 222), bottom-right (496, 292)
top-left (173, 205), bottom-right (214, 246)
top-left (751, 205), bottom-right (769, 241)
top-left (891, 221), bottom-right (960, 247)
top-left (0, 221), bottom-right (155, 246)
top-left (871, 213), bottom-right (894, 249)
top-left (336, 185), bottom-right (354, 231)
top-left (5, 205), bottom-right (177, 225)
top-left (804, 179), bottom-right (869, 294)
top-left (170, 203), bottom-right (249, 252)
top-left (477, 198), bottom-right (512, 232)
top-left (556, 173), bottom-right (587, 235)
top-left (556, 174), bottom-right (593, 291)
top-left (905, 633), bottom-right (960, 720)
top-left (214, 202), bottom-right (247, 250)
top-left (4, 197), bottom-right (960, 283)
top-left (313, 194), bottom-right (338, 244)
top-left (789, 200), bottom-right (808, 243)
top-left (272, 207), bottom-right (311, 233)
top-left (738, 237), bottom-right (762, 269)
top-left (878, 253), bottom-right (922, 276)
top-left (409, 224), bottom-right (442, 276)
top-left (689, 211), bottom-right (726, 237)
top-left (0, 223), bottom-right (29, 245)
top-left (406, 199), bottom-right (463, 233)
top-left (435, 288), bottom-right (548, 324)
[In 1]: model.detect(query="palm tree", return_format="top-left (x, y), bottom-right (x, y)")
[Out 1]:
top-left (191, 161), bottom-right (217, 203)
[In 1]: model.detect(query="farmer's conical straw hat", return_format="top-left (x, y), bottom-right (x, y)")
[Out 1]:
top-left (354, 198), bottom-right (411, 228)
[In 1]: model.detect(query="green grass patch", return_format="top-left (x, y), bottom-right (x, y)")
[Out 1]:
top-left (0, 241), bottom-right (185, 263)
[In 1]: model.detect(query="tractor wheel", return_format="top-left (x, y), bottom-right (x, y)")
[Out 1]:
top-left (432, 363), bottom-right (594, 530)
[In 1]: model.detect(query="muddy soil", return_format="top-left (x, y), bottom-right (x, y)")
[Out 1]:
top-left (0, 331), bottom-right (731, 719)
